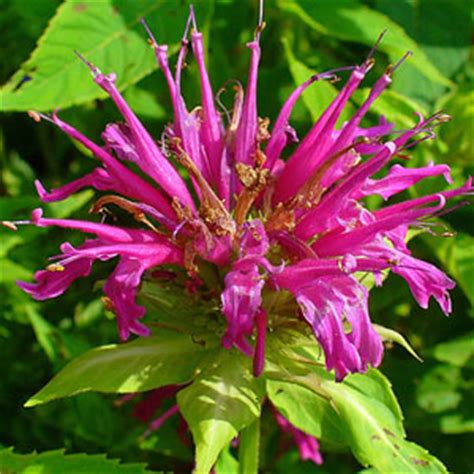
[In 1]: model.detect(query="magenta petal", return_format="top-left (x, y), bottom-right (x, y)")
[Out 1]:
top-left (393, 254), bottom-right (455, 315)
top-left (362, 162), bottom-right (452, 200)
top-left (221, 265), bottom-right (264, 355)
top-left (233, 39), bottom-right (261, 196)
top-left (191, 30), bottom-right (223, 184)
top-left (102, 123), bottom-right (139, 162)
top-left (50, 114), bottom-right (177, 221)
top-left (253, 308), bottom-right (267, 377)
top-left (297, 285), bottom-right (362, 381)
top-left (273, 65), bottom-right (369, 204)
top-left (264, 74), bottom-right (318, 171)
top-left (103, 258), bottom-right (150, 341)
top-left (93, 73), bottom-right (196, 210)
top-left (17, 258), bottom-right (92, 300)
top-left (35, 168), bottom-right (114, 203)
top-left (331, 277), bottom-right (383, 370)
top-left (274, 411), bottom-right (323, 465)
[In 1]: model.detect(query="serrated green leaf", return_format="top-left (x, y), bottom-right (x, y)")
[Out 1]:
top-left (25, 329), bottom-right (218, 407)
top-left (178, 349), bottom-right (265, 474)
top-left (238, 418), bottom-right (260, 474)
top-left (267, 378), bottom-right (346, 448)
top-left (0, 0), bottom-right (204, 111)
top-left (278, 0), bottom-right (451, 87)
top-left (0, 447), bottom-right (153, 474)
top-left (266, 333), bottom-right (447, 473)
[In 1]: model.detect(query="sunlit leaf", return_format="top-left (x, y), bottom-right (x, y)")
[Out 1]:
top-left (25, 329), bottom-right (218, 406)
top-left (267, 333), bottom-right (447, 473)
top-left (0, 0), bottom-right (209, 111)
top-left (178, 349), bottom-right (265, 474)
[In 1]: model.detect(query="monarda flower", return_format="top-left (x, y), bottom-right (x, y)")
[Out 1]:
top-left (6, 8), bottom-right (471, 388)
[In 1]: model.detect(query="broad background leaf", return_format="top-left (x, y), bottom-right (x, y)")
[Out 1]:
top-left (0, 0), bottom-right (210, 111)
top-left (278, 0), bottom-right (451, 87)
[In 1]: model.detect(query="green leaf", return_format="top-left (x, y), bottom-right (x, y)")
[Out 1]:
top-left (46, 190), bottom-right (93, 218)
top-left (279, 0), bottom-right (451, 87)
top-left (267, 378), bottom-right (347, 449)
top-left (266, 332), bottom-right (447, 473)
top-left (438, 90), bottom-right (474, 166)
top-left (0, 0), bottom-right (204, 111)
top-left (373, 324), bottom-right (423, 362)
top-left (215, 444), bottom-right (239, 474)
top-left (415, 363), bottom-right (473, 434)
top-left (377, 0), bottom-right (472, 79)
top-left (25, 329), bottom-right (218, 407)
top-left (0, 259), bottom-right (31, 282)
top-left (0, 447), bottom-right (152, 474)
top-left (139, 279), bottom-right (225, 336)
top-left (428, 333), bottom-right (474, 368)
top-left (26, 305), bottom-right (58, 363)
top-left (123, 85), bottom-right (166, 120)
top-left (238, 418), bottom-right (260, 474)
top-left (178, 349), bottom-right (265, 474)
top-left (282, 37), bottom-right (354, 123)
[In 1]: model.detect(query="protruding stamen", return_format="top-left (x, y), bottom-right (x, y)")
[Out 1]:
top-left (74, 50), bottom-right (101, 77)
top-left (182, 7), bottom-right (194, 42)
top-left (1, 220), bottom-right (31, 231)
top-left (255, 0), bottom-right (265, 40)
top-left (366, 29), bottom-right (387, 64)
top-left (27, 110), bottom-right (54, 124)
top-left (429, 200), bottom-right (471, 220)
top-left (314, 65), bottom-right (357, 82)
top-left (215, 86), bottom-right (232, 125)
top-left (387, 51), bottom-right (412, 75)
top-left (140, 18), bottom-right (158, 47)
top-left (27, 110), bottom-right (41, 122)
top-left (189, 4), bottom-right (198, 32)
top-left (401, 131), bottom-right (436, 150)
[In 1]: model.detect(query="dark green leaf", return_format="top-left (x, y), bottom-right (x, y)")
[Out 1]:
top-left (278, 0), bottom-right (451, 87)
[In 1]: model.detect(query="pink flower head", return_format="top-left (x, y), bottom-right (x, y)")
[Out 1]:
top-left (6, 7), bottom-right (472, 383)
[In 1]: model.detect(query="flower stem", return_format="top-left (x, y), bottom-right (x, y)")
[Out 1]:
top-left (238, 418), bottom-right (260, 474)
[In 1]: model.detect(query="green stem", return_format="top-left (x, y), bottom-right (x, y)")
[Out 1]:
top-left (238, 418), bottom-right (260, 474)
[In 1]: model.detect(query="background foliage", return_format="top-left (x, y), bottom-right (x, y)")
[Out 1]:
top-left (0, 0), bottom-right (472, 472)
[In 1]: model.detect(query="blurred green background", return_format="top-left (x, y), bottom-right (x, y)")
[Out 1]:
top-left (0, 0), bottom-right (472, 472)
